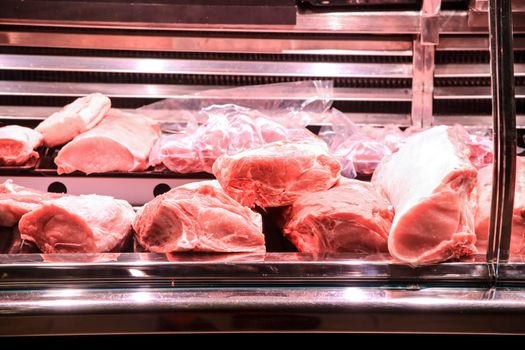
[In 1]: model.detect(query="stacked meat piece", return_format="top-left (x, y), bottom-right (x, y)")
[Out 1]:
top-left (373, 125), bottom-right (478, 265)
top-left (0, 180), bottom-right (134, 254)
top-left (55, 109), bottom-right (161, 174)
top-left (133, 180), bottom-right (265, 253)
top-left (213, 140), bottom-right (342, 208)
top-left (283, 179), bottom-right (393, 254)
top-left (0, 126), bottom-right (43, 166)
top-left (36, 93), bottom-right (111, 147)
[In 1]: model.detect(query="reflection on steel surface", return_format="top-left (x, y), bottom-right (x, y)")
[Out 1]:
top-left (0, 81), bottom-right (413, 102)
top-left (0, 31), bottom-right (413, 55)
top-left (435, 86), bottom-right (525, 100)
top-left (435, 63), bottom-right (525, 77)
top-left (0, 252), bottom-right (490, 288)
top-left (0, 54), bottom-right (413, 78)
top-left (2, 287), bottom-right (525, 334)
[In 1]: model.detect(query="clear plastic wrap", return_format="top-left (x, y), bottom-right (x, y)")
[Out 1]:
top-left (139, 80), bottom-right (333, 130)
top-left (142, 81), bottom-right (333, 174)
top-left (319, 109), bottom-right (407, 177)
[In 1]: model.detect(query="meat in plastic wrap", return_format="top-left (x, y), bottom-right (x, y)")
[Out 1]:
top-left (149, 105), bottom-right (291, 173)
top-left (142, 81), bottom-right (333, 173)
top-left (319, 110), bottom-right (407, 177)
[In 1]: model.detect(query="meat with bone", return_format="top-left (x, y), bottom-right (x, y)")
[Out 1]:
top-left (0, 180), bottom-right (62, 227)
top-left (372, 125), bottom-right (478, 265)
top-left (213, 140), bottom-right (341, 208)
top-left (36, 93), bottom-right (111, 147)
top-left (283, 179), bottom-right (393, 253)
top-left (55, 110), bottom-right (161, 174)
top-left (475, 157), bottom-right (525, 255)
top-left (133, 180), bottom-right (264, 253)
top-left (0, 125), bottom-right (43, 166)
top-left (19, 194), bottom-right (134, 253)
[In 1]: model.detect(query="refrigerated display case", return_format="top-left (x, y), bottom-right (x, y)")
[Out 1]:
top-left (0, 0), bottom-right (524, 335)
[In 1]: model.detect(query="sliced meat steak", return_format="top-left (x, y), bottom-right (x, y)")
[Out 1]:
top-left (475, 157), bottom-right (525, 255)
top-left (213, 141), bottom-right (341, 208)
top-left (19, 194), bottom-right (134, 253)
top-left (0, 180), bottom-right (62, 227)
top-left (133, 180), bottom-right (264, 253)
top-left (55, 110), bottom-right (161, 174)
top-left (283, 179), bottom-right (393, 253)
top-left (372, 125), bottom-right (478, 265)
top-left (0, 125), bottom-right (43, 166)
top-left (36, 93), bottom-right (111, 147)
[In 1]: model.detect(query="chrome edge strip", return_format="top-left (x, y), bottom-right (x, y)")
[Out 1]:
top-left (3, 287), bottom-right (525, 334)
top-left (0, 54), bottom-right (413, 78)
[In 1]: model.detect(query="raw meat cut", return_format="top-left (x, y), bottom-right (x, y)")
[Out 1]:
top-left (372, 125), bottom-right (478, 265)
top-left (452, 125), bottom-right (493, 170)
top-left (283, 179), bottom-right (393, 253)
top-left (0, 125), bottom-right (43, 165)
top-left (0, 180), bottom-right (62, 227)
top-left (150, 110), bottom-right (291, 174)
top-left (36, 93), bottom-right (111, 147)
top-left (475, 157), bottom-right (525, 255)
top-left (55, 109), bottom-right (161, 174)
top-left (213, 140), bottom-right (342, 208)
top-left (133, 180), bottom-right (264, 253)
top-left (19, 194), bottom-right (134, 253)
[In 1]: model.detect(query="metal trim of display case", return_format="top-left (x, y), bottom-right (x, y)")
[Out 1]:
top-left (486, 0), bottom-right (517, 263)
top-left (0, 30), bottom-right (414, 55)
top-left (3, 286), bottom-right (525, 335)
top-left (0, 253), bottom-right (492, 289)
top-left (0, 54), bottom-right (413, 78)
top-left (0, 82), bottom-right (413, 102)
top-left (0, 10), bottom-right (524, 34)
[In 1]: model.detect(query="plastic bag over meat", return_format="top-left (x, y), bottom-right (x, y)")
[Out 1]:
top-left (141, 81), bottom-right (333, 174)
top-left (319, 109), bottom-right (407, 177)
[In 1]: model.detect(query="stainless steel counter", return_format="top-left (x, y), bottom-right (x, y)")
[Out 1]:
top-left (2, 286), bottom-right (525, 335)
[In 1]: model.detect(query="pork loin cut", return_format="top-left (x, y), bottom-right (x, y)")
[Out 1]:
top-left (372, 125), bottom-right (478, 265)
top-left (475, 157), bottom-right (525, 255)
top-left (0, 125), bottom-right (43, 166)
top-left (36, 93), bottom-right (111, 147)
top-left (283, 179), bottom-right (393, 253)
top-left (19, 194), bottom-right (134, 253)
top-left (0, 180), bottom-right (62, 227)
top-left (55, 110), bottom-right (161, 174)
top-left (213, 141), bottom-right (341, 208)
top-left (133, 180), bottom-right (265, 253)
